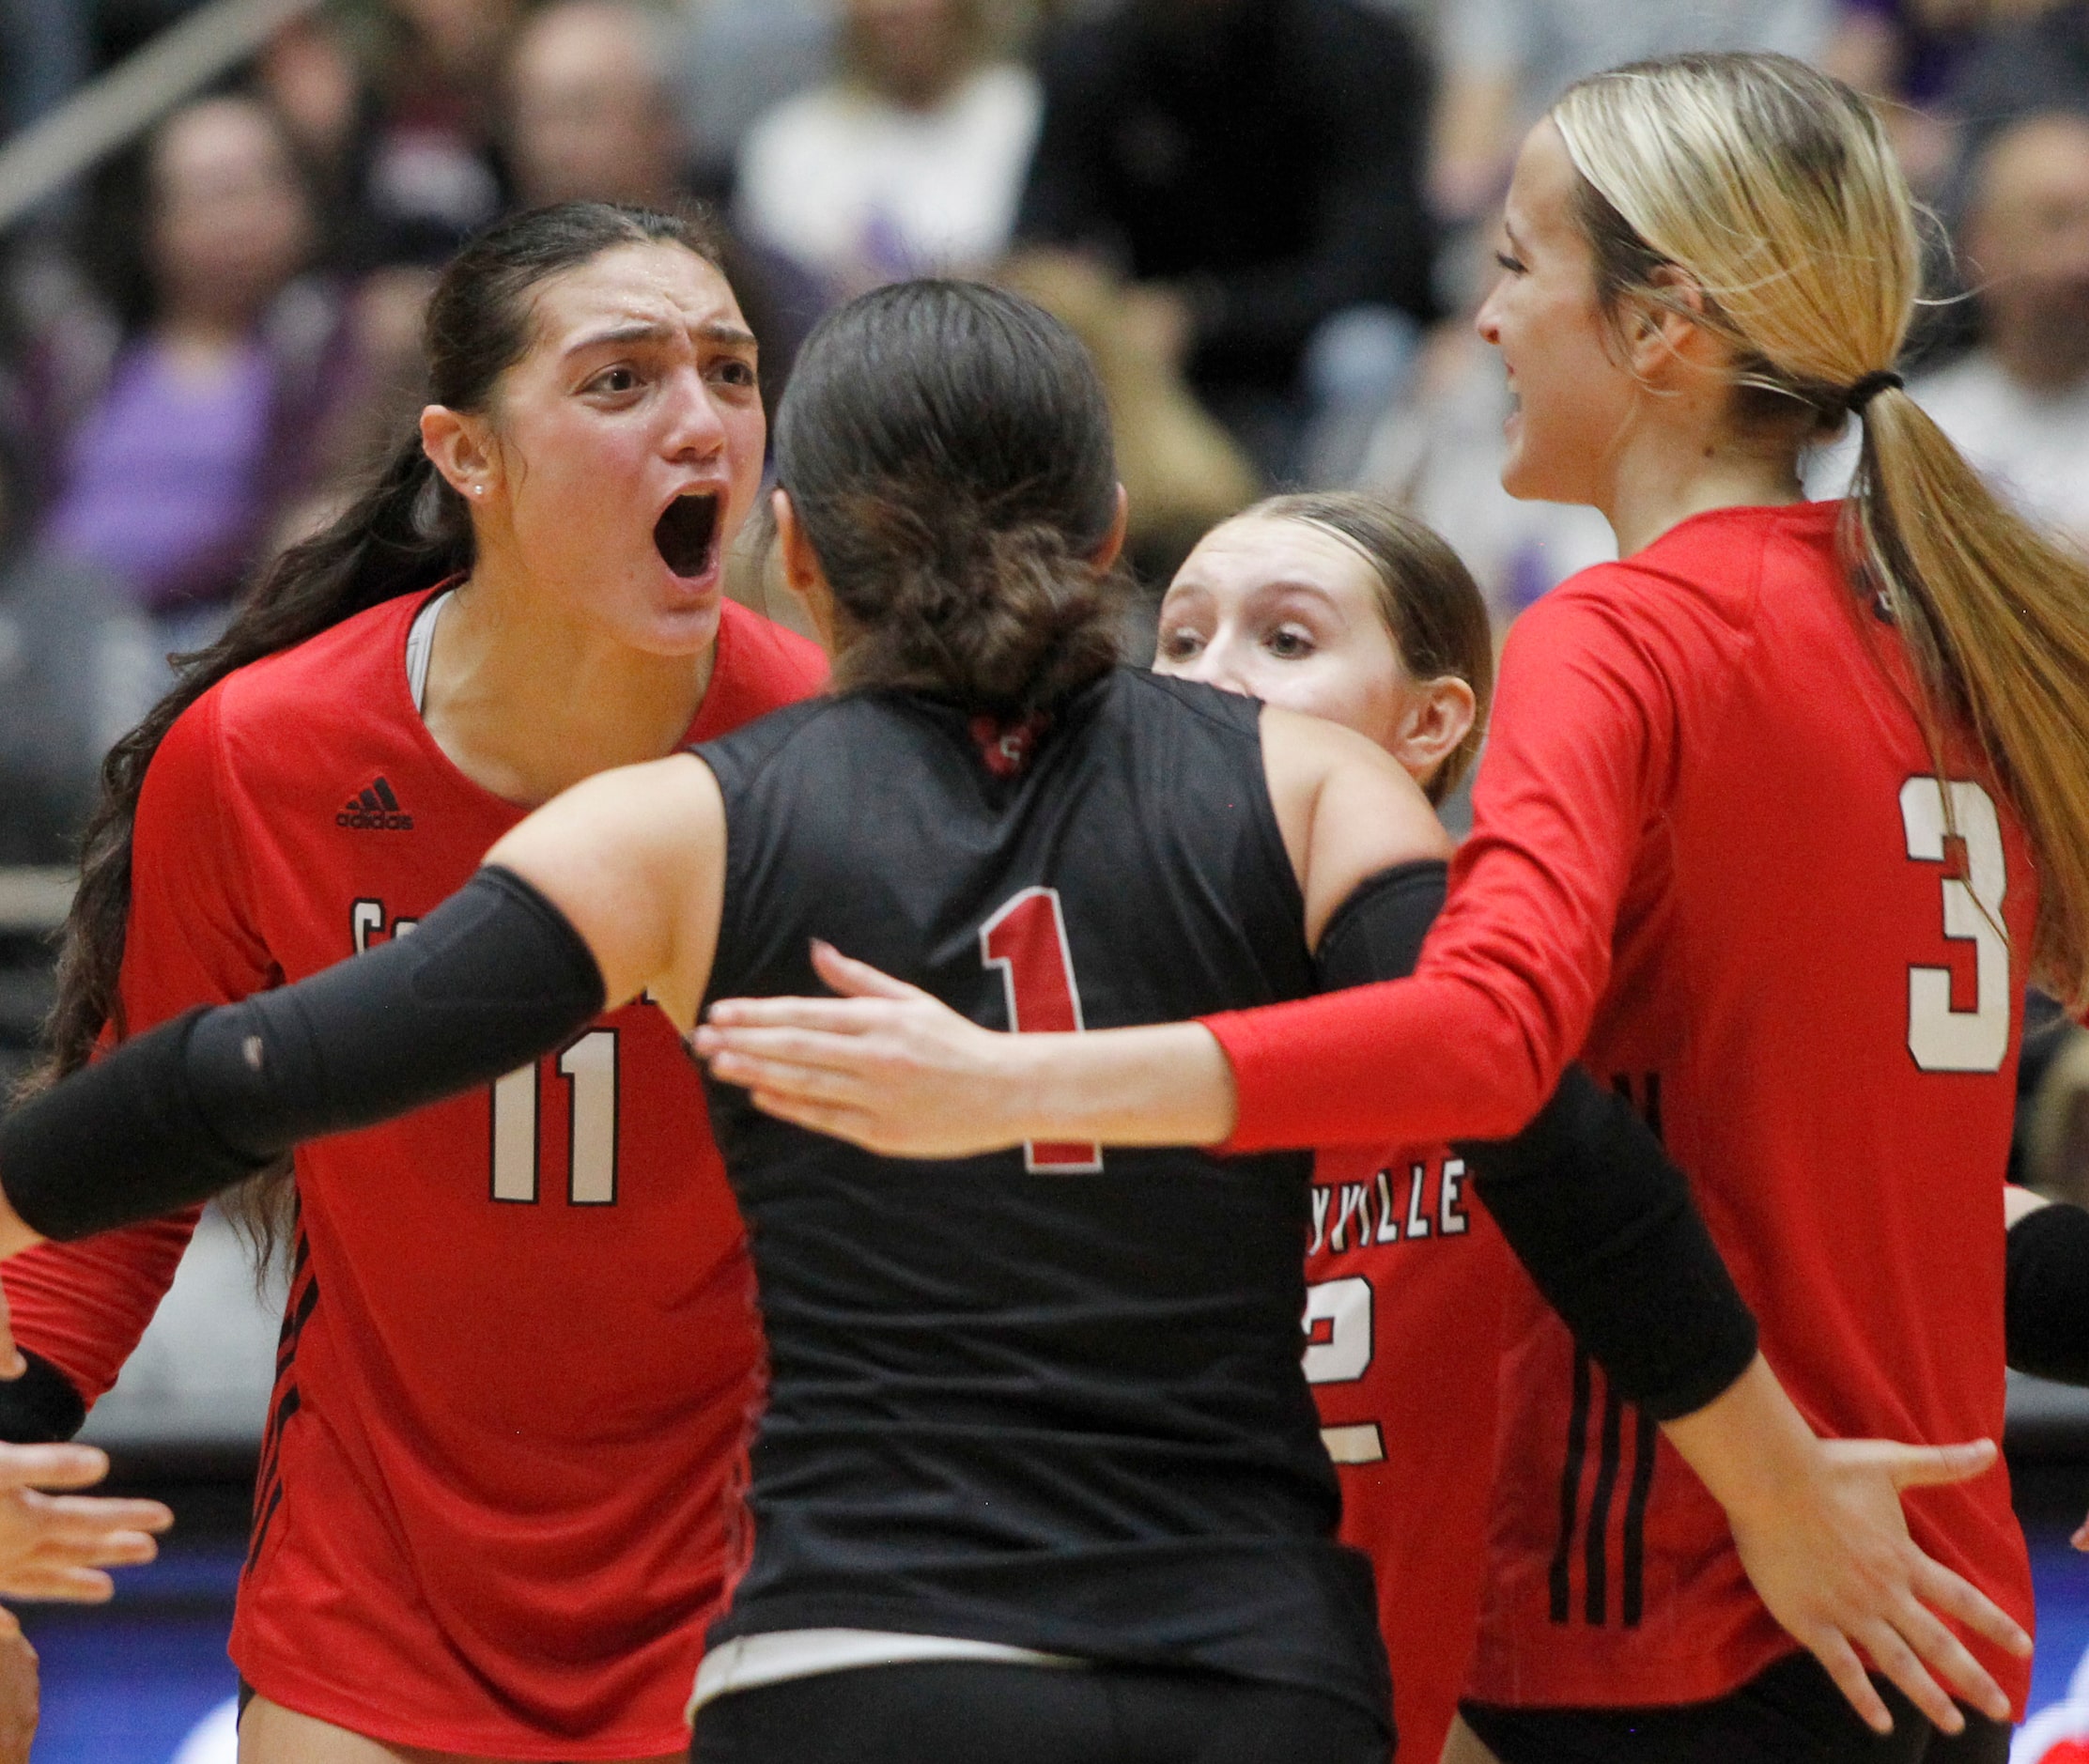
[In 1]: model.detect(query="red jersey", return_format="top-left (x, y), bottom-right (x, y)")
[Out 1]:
top-left (3, 590), bottom-right (827, 1757)
top-left (1212, 502), bottom-right (2037, 1712)
top-left (1306, 1145), bottom-right (1508, 1764)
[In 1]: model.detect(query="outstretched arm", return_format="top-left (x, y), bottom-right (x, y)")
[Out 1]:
top-left (0, 755), bottom-right (725, 1254)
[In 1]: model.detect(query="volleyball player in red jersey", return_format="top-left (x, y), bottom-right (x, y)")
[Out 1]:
top-left (0, 203), bottom-right (824, 1761)
top-left (696, 52), bottom-right (2089, 1761)
top-left (1153, 492), bottom-right (1506, 1764)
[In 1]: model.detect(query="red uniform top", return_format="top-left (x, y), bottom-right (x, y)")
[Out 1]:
top-left (1306, 1144), bottom-right (1508, 1763)
top-left (2, 590), bottom-right (827, 1758)
top-left (1213, 502), bottom-right (2037, 1712)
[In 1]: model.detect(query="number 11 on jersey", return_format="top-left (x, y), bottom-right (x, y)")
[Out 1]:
top-left (981, 888), bottom-right (1104, 1173)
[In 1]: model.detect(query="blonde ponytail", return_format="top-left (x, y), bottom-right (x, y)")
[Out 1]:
top-left (1553, 52), bottom-right (2089, 1008)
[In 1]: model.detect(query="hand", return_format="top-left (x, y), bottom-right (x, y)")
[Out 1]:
top-left (696, 943), bottom-right (1025, 1157)
top-left (1722, 1433), bottom-right (2027, 1735)
top-left (0, 1444), bottom-right (172, 1602)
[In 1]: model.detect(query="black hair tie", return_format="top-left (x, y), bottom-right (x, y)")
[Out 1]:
top-left (1844, 369), bottom-right (1904, 414)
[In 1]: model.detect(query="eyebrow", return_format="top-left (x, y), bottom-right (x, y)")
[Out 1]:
top-left (564, 318), bottom-right (759, 358)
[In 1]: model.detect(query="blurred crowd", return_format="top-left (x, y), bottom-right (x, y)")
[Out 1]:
top-left (2, 0), bottom-right (2089, 1173)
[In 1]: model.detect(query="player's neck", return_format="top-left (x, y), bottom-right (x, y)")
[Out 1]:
top-left (418, 571), bottom-right (717, 808)
top-left (1599, 417), bottom-right (1804, 558)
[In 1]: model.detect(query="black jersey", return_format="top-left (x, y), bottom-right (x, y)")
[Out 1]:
top-left (693, 669), bottom-right (1389, 1729)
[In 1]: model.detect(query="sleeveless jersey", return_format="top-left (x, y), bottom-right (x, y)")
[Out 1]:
top-left (1306, 1144), bottom-right (1508, 1764)
top-left (1, 590), bottom-right (828, 1756)
top-left (694, 670), bottom-right (1391, 1733)
top-left (1205, 501), bottom-right (2039, 1713)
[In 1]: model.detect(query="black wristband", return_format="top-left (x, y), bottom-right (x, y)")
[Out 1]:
top-left (1314, 860), bottom-right (1447, 991)
top-left (0, 1350), bottom-right (87, 1443)
top-left (1, 866), bottom-right (607, 1243)
top-left (2006, 1200), bottom-right (2089, 1385)
top-left (1459, 1072), bottom-right (1759, 1421)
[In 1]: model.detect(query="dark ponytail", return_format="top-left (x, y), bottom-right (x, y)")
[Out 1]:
top-left (34, 200), bottom-right (724, 1254)
top-left (776, 280), bottom-right (1126, 718)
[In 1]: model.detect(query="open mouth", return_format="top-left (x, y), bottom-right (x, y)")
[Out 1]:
top-left (654, 491), bottom-right (720, 579)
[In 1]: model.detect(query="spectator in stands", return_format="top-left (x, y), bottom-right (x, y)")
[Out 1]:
top-left (507, 0), bottom-right (695, 209)
top-left (503, 1), bottom-right (822, 407)
top-left (36, 95), bottom-right (360, 653)
top-left (1914, 111), bottom-right (2089, 544)
top-left (735, 0), bottom-right (1040, 301)
top-left (1354, 297), bottom-right (1613, 637)
top-left (1947, 0), bottom-right (2089, 193)
top-left (1429, 0), bottom-right (1835, 224)
top-left (362, 0), bottom-right (519, 262)
top-left (676, 0), bottom-right (838, 190)
top-left (0, 352), bottom-right (156, 867)
top-left (1013, 0), bottom-right (1435, 484)
top-left (1821, 0), bottom-right (1994, 191)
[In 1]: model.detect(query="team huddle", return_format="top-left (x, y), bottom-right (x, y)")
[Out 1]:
top-left (0, 44), bottom-right (2087, 1764)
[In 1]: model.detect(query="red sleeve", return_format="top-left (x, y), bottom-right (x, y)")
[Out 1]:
top-left (1205, 578), bottom-right (1677, 1150)
top-left (5, 691), bottom-right (276, 1406)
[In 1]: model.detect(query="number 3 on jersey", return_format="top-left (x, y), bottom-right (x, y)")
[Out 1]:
top-left (980, 888), bottom-right (1103, 1173)
top-left (490, 1032), bottom-right (620, 1205)
top-left (1900, 778), bottom-right (2008, 1074)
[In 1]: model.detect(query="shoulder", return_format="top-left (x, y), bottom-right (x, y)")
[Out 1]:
top-left (692, 690), bottom-right (851, 792)
top-left (205, 592), bottom-right (426, 745)
top-left (1122, 669), bottom-right (1266, 742)
top-left (705, 600), bottom-right (829, 726)
top-left (1515, 503), bottom-right (1837, 659)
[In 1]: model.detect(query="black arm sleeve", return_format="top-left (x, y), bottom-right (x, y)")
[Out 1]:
top-left (2006, 1199), bottom-right (2089, 1385)
top-left (0, 1352), bottom-right (87, 1443)
top-left (1317, 862), bottom-right (1758, 1420)
top-left (0, 866), bottom-right (606, 1244)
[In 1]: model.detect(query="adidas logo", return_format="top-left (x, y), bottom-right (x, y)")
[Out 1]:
top-left (337, 776), bottom-right (415, 831)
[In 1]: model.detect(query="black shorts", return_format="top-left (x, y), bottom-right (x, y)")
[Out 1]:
top-left (689, 1660), bottom-right (1388, 1764)
top-left (1462, 1650), bottom-right (2010, 1764)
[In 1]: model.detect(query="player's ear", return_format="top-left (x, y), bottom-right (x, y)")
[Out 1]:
top-left (1387, 674), bottom-right (1478, 791)
top-left (1090, 485), bottom-right (1130, 575)
top-left (772, 489), bottom-right (842, 653)
top-left (421, 404), bottom-right (499, 503)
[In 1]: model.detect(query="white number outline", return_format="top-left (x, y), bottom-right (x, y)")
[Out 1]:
top-left (1303, 1275), bottom-right (1385, 1464)
top-left (490, 1029), bottom-right (621, 1204)
top-left (1899, 778), bottom-right (2009, 1075)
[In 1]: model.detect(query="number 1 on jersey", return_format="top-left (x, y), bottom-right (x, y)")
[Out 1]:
top-left (490, 1029), bottom-right (620, 1204)
top-left (980, 888), bottom-right (1103, 1173)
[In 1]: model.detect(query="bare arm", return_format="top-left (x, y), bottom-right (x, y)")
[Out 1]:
top-left (486, 751), bottom-right (728, 1029)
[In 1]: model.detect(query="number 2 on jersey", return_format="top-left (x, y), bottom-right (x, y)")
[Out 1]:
top-left (490, 1030), bottom-right (620, 1204)
top-left (980, 888), bottom-right (1103, 1173)
top-left (1899, 778), bottom-right (2008, 1074)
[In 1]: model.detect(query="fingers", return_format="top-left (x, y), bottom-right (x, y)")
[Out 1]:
top-left (25, 1493), bottom-right (175, 1538)
top-left (1878, 1438), bottom-right (1999, 1492)
top-left (705, 1045), bottom-right (877, 1107)
top-left (704, 998), bottom-right (890, 1034)
top-left (1909, 1554), bottom-right (2032, 1659)
top-left (1856, 1616), bottom-right (1963, 1734)
top-left (0, 1447), bottom-right (111, 1494)
top-left (810, 941), bottom-right (928, 1002)
top-left (1878, 1586), bottom-right (2011, 1722)
top-left (0, 1565), bottom-right (116, 1603)
top-left (1809, 1631), bottom-right (1894, 1736)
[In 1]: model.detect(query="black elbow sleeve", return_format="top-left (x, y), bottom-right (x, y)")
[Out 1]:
top-left (0, 1351), bottom-right (87, 1443)
top-left (1460, 1070), bottom-right (1758, 1421)
top-left (2006, 1201), bottom-right (2089, 1385)
top-left (1314, 860), bottom-right (1448, 992)
top-left (0, 867), bottom-right (606, 1243)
